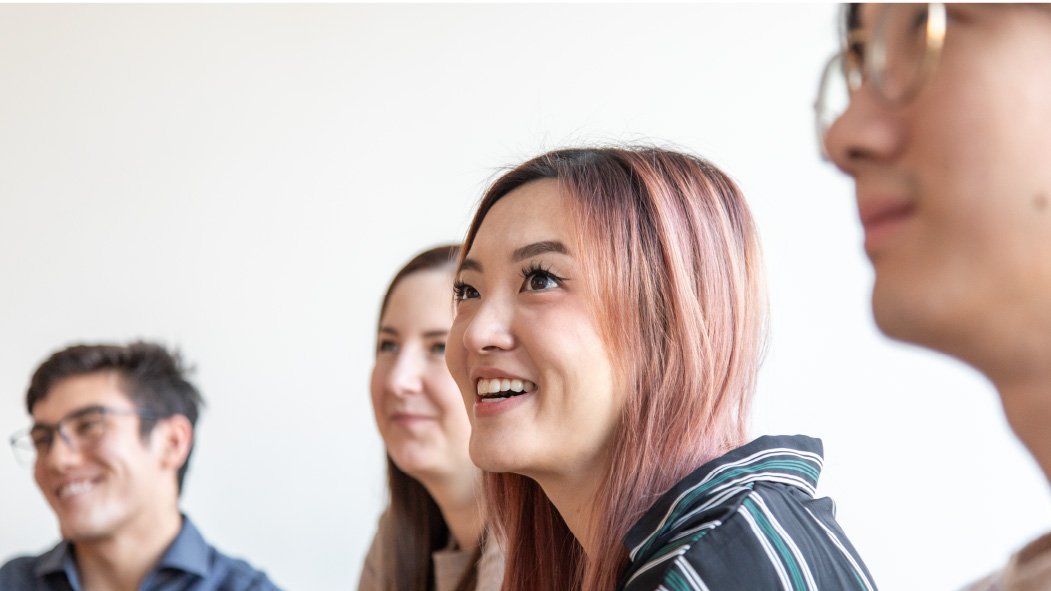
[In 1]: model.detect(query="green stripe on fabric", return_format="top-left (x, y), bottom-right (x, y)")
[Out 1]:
top-left (664, 567), bottom-right (691, 591)
top-left (638, 457), bottom-right (818, 558)
top-left (742, 497), bottom-right (806, 591)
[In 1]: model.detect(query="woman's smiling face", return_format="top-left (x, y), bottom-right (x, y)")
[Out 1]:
top-left (446, 179), bottom-right (624, 481)
top-left (370, 269), bottom-right (474, 481)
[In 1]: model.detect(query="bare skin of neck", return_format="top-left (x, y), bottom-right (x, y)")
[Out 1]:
top-left (418, 470), bottom-right (485, 550)
top-left (999, 378), bottom-right (1051, 491)
top-left (74, 508), bottom-right (182, 591)
top-left (532, 457), bottom-right (610, 560)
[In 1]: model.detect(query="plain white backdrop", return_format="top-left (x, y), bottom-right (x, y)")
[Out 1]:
top-left (1, 4), bottom-right (1048, 590)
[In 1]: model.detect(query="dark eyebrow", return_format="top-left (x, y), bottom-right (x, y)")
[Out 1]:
top-left (379, 327), bottom-right (399, 337)
top-left (511, 241), bottom-right (569, 263)
top-left (458, 240), bottom-right (570, 275)
top-left (32, 405), bottom-right (106, 430)
top-left (457, 257), bottom-right (482, 275)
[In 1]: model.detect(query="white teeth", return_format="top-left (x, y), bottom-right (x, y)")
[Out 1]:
top-left (478, 395), bottom-right (508, 403)
top-left (58, 480), bottom-right (95, 498)
top-left (475, 377), bottom-right (538, 397)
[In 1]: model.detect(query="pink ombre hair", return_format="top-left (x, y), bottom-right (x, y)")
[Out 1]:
top-left (460, 147), bottom-right (767, 591)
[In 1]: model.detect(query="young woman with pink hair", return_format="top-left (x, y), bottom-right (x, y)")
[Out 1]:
top-left (445, 147), bottom-right (877, 590)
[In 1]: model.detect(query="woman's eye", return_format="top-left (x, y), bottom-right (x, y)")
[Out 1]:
top-left (430, 342), bottom-right (447, 355)
top-left (521, 269), bottom-right (562, 292)
top-left (453, 281), bottom-right (479, 302)
top-left (377, 340), bottom-right (399, 354)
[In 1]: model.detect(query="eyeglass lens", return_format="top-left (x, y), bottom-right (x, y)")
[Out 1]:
top-left (872, 4), bottom-right (933, 103)
top-left (815, 3), bottom-right (940, 157)
top-left (12, 409), bottom-right (110, 466)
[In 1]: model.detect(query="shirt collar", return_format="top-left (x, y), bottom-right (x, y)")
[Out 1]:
top-left (155, 515), bottom-right (211, 578)
top-left (623, 434), bottom-right (825, 562)
top-left (32, 514), bottom-right (211, 582)
top-left (31, 540), bottom-right (73, 579)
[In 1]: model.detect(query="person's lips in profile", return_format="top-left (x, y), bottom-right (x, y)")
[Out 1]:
top-left (857, 195), bottom-right (916, 254)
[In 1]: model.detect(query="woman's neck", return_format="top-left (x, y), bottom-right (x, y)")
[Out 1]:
top-left (532, 459), bottom-right (610, 560)
top-left (418, 469), bottom-right (485, 549)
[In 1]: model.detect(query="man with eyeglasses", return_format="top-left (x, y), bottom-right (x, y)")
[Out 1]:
top-left (1, 342), bottom-right (281, 591)
top-left (817, 3), bottom-right (1051, 589)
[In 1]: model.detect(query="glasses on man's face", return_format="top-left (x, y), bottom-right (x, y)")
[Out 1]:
top-left (9, 405), bottom-right (156, 467)
top-left (814, 3), bottom-right (947, 159)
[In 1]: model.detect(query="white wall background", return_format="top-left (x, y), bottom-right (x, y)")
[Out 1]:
top-left (1, 4), bottom-right (1048, 590)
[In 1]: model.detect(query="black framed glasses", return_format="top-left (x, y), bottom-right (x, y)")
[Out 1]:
top-left (9, 405), bottom-right (157, 467)
top-left (814, 3), bottom-right (947, 159)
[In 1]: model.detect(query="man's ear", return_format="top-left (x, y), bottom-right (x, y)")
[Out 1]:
top-left (154, 414), bottom-right (194, 472)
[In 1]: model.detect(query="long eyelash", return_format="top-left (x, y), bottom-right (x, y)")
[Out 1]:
top-left (452, 280), bottom-right (469, 302)
top-left (520, 262), bottom-right (564, 282)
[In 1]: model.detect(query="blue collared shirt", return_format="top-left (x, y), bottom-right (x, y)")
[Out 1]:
top-left (0, 515), bottom-right (282, 591)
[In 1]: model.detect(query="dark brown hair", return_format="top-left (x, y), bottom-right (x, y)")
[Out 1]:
top-left (26, 341), bottom-right (204, 494)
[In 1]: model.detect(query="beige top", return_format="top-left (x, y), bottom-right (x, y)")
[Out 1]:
top-left (963, 533), bottom-right (1051, 591)
top-left (357, 510), bottom-right (504, 591)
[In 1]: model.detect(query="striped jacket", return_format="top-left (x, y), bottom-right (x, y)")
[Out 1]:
top-left (618, 435), bottom-right (877, 591)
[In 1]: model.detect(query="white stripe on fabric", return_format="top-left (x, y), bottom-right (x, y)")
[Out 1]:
top-left (629, 448), bottom-right (822, 559)
top-left (624, 538), bottom-right (697, 586)
top-left (675, 556), bottom-right (711, 591)
top-left (803, 506), bottom-right (875, 591)
top-left (738, 496), bottom-right (793, 591)
top-left (751, 493), bottom-right (818, 591)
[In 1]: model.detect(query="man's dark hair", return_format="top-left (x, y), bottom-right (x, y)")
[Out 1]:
top-left (26, 341), bottom-right (205, 494)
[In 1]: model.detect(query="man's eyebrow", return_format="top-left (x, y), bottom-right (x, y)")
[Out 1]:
top-left (511, 241), bottom-right (569, 263)
top-left (32, 405), bottom-right (106, 429)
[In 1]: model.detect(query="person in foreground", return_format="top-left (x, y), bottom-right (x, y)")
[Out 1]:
top-left (445, 147), bottom-right (877, 590)
top-left (1, 342), bottom-right (281, 591)
top-left (358, 245), bottom-right (503, 591)
top-left (816, 4), bottom-right (1051, 589)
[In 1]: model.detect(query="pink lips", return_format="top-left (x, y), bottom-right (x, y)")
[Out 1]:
top-left (390, 413), bottom-right (436, 426)
top-left (857, 197), bottom-right (916, 253)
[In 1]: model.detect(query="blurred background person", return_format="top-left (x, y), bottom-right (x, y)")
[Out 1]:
top-left (817, 3), bottom-right (1051, 588)
top-left (359, 245), bottom-right (503, 591)
top-left (1, 342), bottom-right (281, 591)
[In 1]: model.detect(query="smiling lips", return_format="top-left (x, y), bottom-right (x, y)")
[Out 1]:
top-left (56, 478), bottom-right (98, 499)
top-left (475, 378), bottom-right (537, 402)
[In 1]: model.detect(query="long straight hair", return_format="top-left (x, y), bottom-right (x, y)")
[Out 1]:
top-left (459, 148), bottom-right (767, 591)
top-left (377, 245), bottom-right (483, 591)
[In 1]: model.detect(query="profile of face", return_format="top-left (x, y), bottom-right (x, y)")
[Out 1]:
top-left (31, 372), bottom-right (180, 542)
top-left (824, 5), bottom-right (1051, 352)
top-left (370, 269), bottom-right (475, 481)
top-left (446, 179), bottom-right (622, 482)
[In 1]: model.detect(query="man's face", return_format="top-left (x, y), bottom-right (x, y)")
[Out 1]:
top-left (825, 5), bottom-right (1051, 365)
top-left (31, 372), bottom-right (172, 542)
